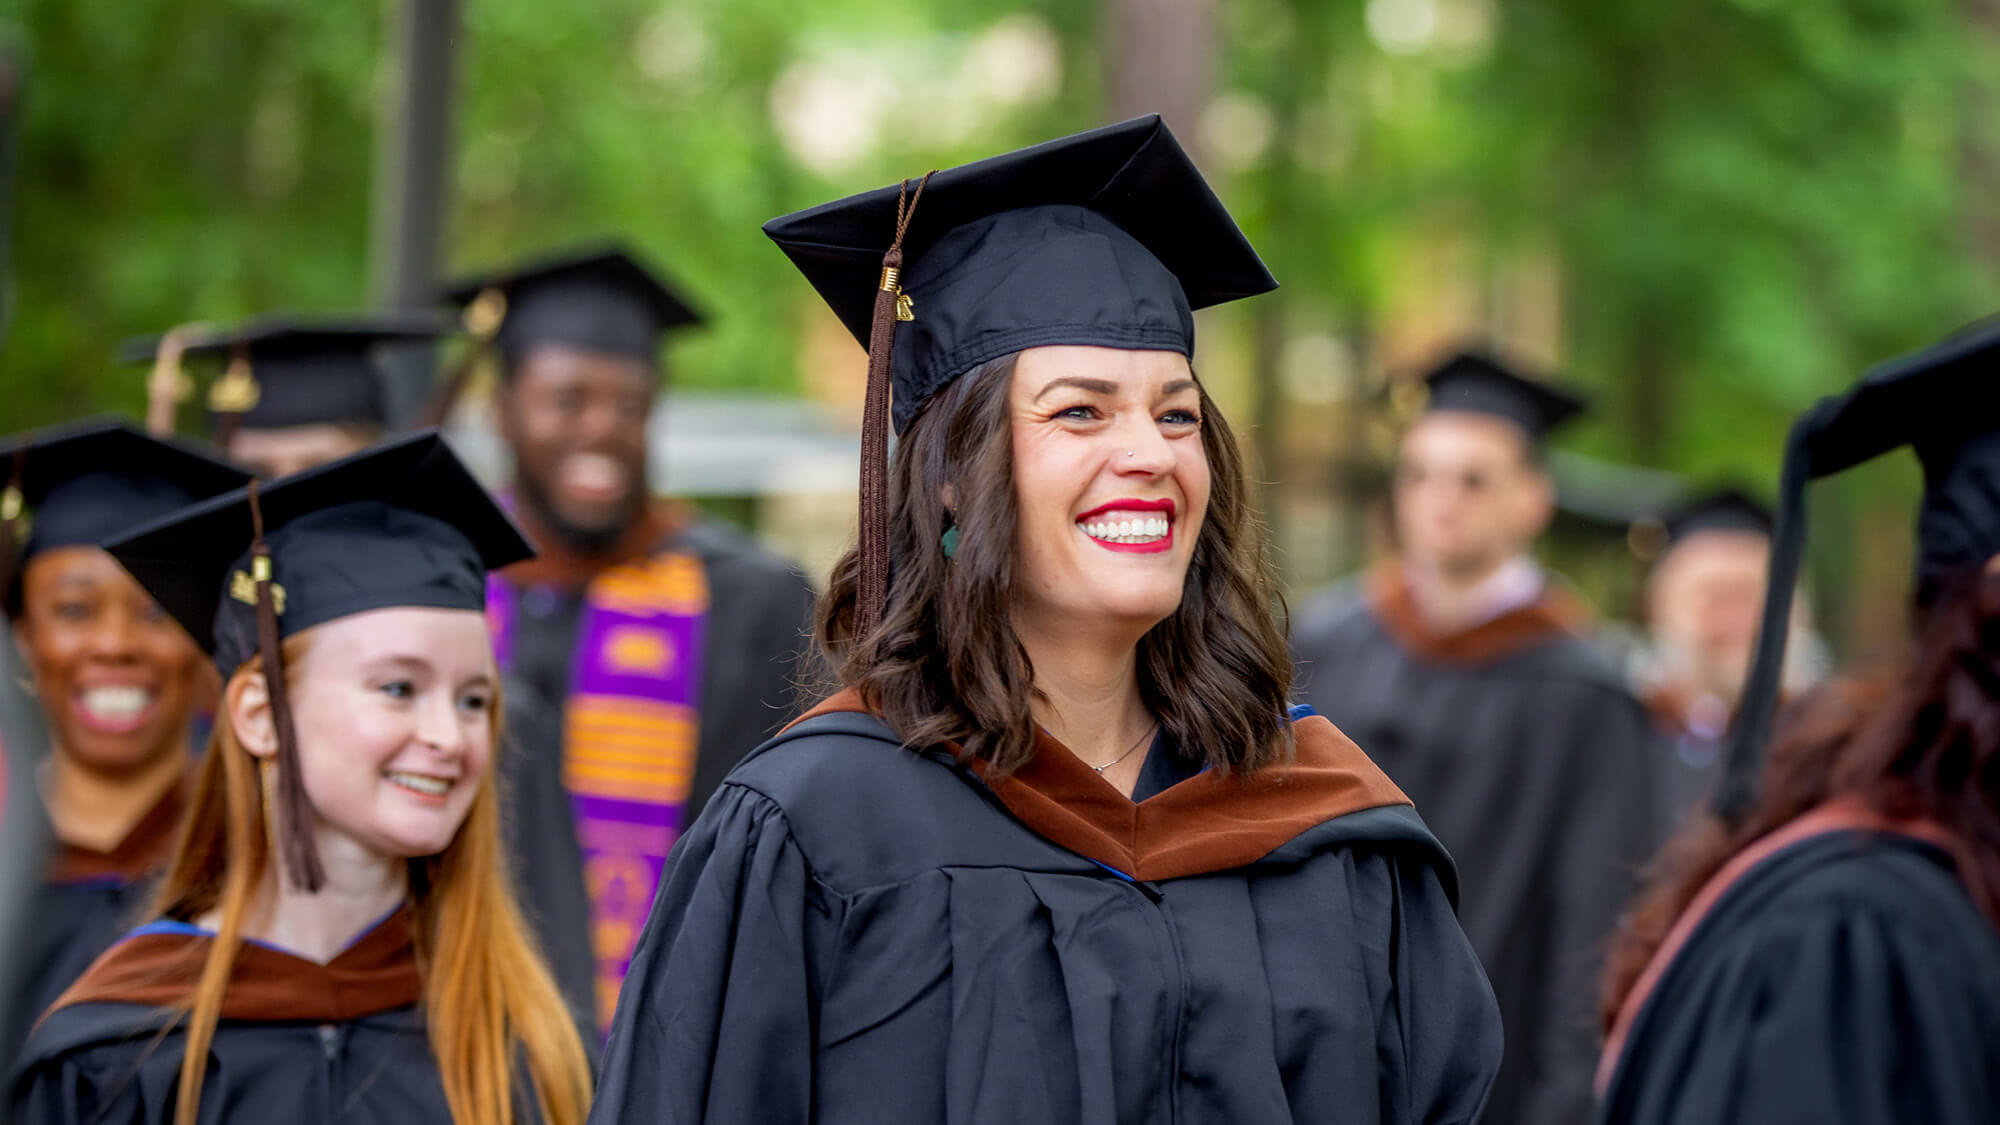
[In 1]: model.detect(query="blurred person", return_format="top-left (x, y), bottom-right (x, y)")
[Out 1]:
top-left (1633, 488), bottom-right (1824, 830)
top-left (10, 434), bottom-right (592, 1124)
top-left (1291, 351), bottom-right (1658, 1125)
top-left (128, 315), bottom-right (447, 480)
top-left (440, 246), bottom-right (816, 1036)
top-left (0, 422), bottom-right (249, 1053)
top-left (589, 117), bottom-right (1502, 1123)
top-left (129, 315), bottom-right (587, 1037)
top-left (1598, 321), bottom-right (2000, 1124)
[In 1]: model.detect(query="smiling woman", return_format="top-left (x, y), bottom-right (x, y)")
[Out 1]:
top-left (588, 117), bottom-right (1502, 1125)
top-left (9, 435), bottom-right (591, 1125)
top-left (0, 421), bottom-right (249, 1053)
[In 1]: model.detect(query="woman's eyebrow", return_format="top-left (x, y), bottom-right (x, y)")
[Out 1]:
top-left (1032, 376), bottom-right (1119, 402)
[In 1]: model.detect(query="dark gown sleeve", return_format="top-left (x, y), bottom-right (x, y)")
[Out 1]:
top-left (1529, 686), bottom-right (1657, 1125)
top-left (587, 783), bottom-right (818, 1124)
top-left (1604, 893), bottom-right (2000, 1125)
top-left (11, 1040), bottom-right (148, 1124)
top-left (1374, 850), bottom-right (1504, 1124)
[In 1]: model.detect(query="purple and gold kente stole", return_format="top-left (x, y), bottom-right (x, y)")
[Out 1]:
top-left (488, 552), bottom-right (709, 1032)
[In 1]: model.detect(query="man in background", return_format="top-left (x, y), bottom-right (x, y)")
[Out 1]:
top-left (444, 244), bottom-right (816, 1037)
top-left (1632, 488), bottom-right (1822, 831)
top-left (1292, 349), bottom-right (1657, 1125)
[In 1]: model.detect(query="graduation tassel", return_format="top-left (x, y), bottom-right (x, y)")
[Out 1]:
top-left (246, 479), bottom-right (324, 892)
top-left (210, 343), bottom-right (259, 456)
top-left (0, 447), bottom-right (26, 604)
top-left (853, 171), bottom-right (934, 643)
top-left (1712, 413), bottom-right (1817, 827)
top-left (415, 287), bottom-right (508, 429)
top-left (145, 324), bottom-right (203, 438)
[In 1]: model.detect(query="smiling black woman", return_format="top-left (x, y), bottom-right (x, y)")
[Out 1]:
top-left (586, 116), bottom-right (1503, 1125)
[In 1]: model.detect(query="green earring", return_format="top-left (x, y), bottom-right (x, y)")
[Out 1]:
top-left (941, 525), bottom-right (961, 559)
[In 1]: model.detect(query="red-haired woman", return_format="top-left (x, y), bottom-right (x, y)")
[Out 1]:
top-left (1597, 324), bottom-right (2000, 1123)
top-left (10, 434), bottom-right (591, 1125)
top-left (589, 118), bottom-right (1501, 1123)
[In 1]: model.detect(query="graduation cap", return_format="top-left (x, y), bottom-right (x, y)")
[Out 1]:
top-left (1716, 316), bottom-right (2000, 823)
top-left (1414, 349), bottom-right (1589, 444)
top-left (1662, 487), bottom-right (1774, 549)
top-left (763, 114), bottom-right (1277, 636)
top-left (424, 244), bottom-right (704, 427)
top-left (102, 431), bottom-right (532, 890)
top-left (0, 419), bottom-right (252, 615)
top-left (121, 313), bottom-right (451, 434)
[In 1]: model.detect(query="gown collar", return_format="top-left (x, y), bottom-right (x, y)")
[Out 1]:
top-left (47, 771), bottom-right (190, 885)
top-left (789, 690), bottom-right (1411, 882)
top-left (48, 904), bottom-right (423, 1023)
top-left (1367, 560), bottom-right (1592, 666)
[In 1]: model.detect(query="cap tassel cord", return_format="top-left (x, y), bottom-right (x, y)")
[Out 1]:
top-left (854, 171), bottom-right (935, 642)
top-left (1712, 412), bottom-right (1817, 826)
top-left (145, 324), bottom-right (205, 438)
top-left (416, 288), bottom-right (509, 429)
top-left (248, 479), bottom-right (324, 891)
top-left (0, 447), bottom-right (28, 600)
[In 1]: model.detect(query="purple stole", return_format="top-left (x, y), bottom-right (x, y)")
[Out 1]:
top-left (487, 552), bottom-right (709, 1032)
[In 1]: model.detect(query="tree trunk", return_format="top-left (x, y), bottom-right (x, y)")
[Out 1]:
top-left (1102, 0), bottom-right (1216, 147)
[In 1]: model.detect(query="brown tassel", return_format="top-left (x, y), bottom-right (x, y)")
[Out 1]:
top-left (0, 446), bottom-right (27, 601)
top-left (247, 480), bottom-right (323, 891)
top-left (414, 287), bottom-right (508, 429)
top-left (854, 171), bottom-right (935, 642)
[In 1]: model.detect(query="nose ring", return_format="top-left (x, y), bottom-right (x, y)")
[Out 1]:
top-left (1125, 450), bottom-right (1135, 459)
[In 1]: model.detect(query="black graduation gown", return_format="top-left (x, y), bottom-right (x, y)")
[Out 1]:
top-left (587, 699), bottom-right (1502, 1124)
top-left (1596, 830), bottom-right (2000, 1125)
top-left (5, 779), bottom-right (185, 1058)
top-left (1291, 567), bottom-right (1658, 1125)
top-left (9, 908), bottom-right (549, 1124)
top-left (495, 512), bottom-right (817, 1040)
top-left (1638, 690), bottom-right (1726, 841)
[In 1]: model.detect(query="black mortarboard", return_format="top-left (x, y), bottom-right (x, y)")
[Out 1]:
top-left (103, 430), bottom-right (530, 675)
top-left (1417, 349), bottom-right (1589, 443)
top-left (439, 243), bottom-right (703, 368)
top-left (103, 430), bottom-right (529, 892)
top-left (1663, 487), bottom-right (1775, 548)
top-left (121, 314), bottom-right (450, 431)
top-left (763, 114), bottom-right (1276, 637)
top-left (0, 420), bottom-right (252, 615)
top-left (1718, 315), bottom-right (2000, 823)
top-left (765, 114), bottom-right (1277, 434)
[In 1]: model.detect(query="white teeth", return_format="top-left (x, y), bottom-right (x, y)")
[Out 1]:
top-left (561, 454), bottom-right (622, 491)
top-left (387, 772), bottom-right (451, 797)
top-left (80, 686), bottom-right (155, 721)
top-left (1078, 514), bottom-right (1171, 544)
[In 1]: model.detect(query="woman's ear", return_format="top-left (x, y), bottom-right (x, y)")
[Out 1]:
top-left (941, 481), bottom-right (957, 514)
top-left (227, 670), bottom-right (279, 759)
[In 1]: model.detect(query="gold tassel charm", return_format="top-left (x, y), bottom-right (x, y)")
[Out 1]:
top-left (208, 351), bottom-right (261, 414)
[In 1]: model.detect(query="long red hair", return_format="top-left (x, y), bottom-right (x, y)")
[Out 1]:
top-left (152, 633), bottom-right (591, 1125)
top-left (1603, 565), bottom-right (2000, 1029)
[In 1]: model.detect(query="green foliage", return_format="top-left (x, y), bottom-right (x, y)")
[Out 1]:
top-left (0, 0), bottom-right (1087, 426)
top-left (2, 0), bottom-right (1995, 634)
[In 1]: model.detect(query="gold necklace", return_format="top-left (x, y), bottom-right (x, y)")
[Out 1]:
top-left (1090, 720), bottom-right (1159, 774)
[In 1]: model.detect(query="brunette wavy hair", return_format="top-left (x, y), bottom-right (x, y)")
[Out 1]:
top-left (153, 633), bottom-right (593, 1125)
top-left (1602, 564), bottom-right (2000, 1029)
top-left (817, 351), bottom-right (1295, 777)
